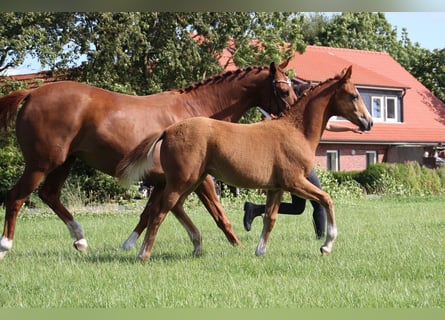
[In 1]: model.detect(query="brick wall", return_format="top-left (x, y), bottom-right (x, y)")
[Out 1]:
top-left (315, 143), bottom-right (387, 171)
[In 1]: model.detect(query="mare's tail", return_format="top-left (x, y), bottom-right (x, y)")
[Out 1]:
top-left (0, 89), bottom-right (31, 131)
top-left (116, 132), bottom-right (165, 187)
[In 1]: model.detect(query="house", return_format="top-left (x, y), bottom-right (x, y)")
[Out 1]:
top-left (223, 45), bottom-right (445, 171)
top-left (4, 45), bottom-right (445, 172)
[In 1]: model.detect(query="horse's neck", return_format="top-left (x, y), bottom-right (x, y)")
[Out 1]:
top-left (289, 82), bottom-right (337, 151)
top-left (183, 70), bottom-right (269, 122)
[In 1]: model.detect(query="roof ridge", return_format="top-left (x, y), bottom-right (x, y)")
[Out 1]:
top-left (307, 45), bottom-right (391, 56)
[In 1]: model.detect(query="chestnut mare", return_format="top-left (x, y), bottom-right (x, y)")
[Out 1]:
top-left (0, 60), bottom-right (297, 259)
top-left (117, 66), bottom-right (373, 261)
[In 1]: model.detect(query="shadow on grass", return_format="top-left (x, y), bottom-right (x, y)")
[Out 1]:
top-left (77, 248), bottom-right (199, 264)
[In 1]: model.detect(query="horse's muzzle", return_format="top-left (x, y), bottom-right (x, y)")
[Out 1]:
top-left (359, 117), bottom-right (373, 132)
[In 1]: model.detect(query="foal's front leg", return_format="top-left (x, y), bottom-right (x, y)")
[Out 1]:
top-left (255, 189), bottom-right (283, 256)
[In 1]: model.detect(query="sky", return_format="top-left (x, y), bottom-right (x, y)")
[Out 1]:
top-left (5, 12), bottom-right (445, 76)
top-left (384, 12), bottom-right (445, 50)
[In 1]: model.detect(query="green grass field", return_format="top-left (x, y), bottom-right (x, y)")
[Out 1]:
top-left (0, 195), bottom-right (443, 308)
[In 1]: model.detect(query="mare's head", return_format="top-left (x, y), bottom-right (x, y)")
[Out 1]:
top-left (267, 59), bottom-right (298, 115)
top-left (330, 66), bottom-right (373, 131)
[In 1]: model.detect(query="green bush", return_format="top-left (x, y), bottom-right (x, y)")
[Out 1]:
top-left (317, 168), bottom-right (364, 201)
top-left (65, 159), bottom-right (138, 205)
top-left (354, 163), bottom-right (388, 194)
top-left (0, 134), bottom-right (24, 203)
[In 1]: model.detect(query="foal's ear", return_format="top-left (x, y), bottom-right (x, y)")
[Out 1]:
top-left (342, 65), bottom-right (353, 80)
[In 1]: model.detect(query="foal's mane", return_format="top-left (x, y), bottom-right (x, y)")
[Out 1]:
top-left (280, 72), bottom-right (344, 120)
top-left (177, 66), bottom-right (269, 94)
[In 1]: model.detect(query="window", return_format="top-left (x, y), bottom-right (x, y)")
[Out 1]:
top-left (366, 151), bottom-right (377, 167)
top-left (385, 97), bottom-right (398, 122)
top-left (370, 96), bottom-right (400, 122)
top-left (327, 150), bottom-right (339, 171)
top-left (371, 96), bottom-right (383, 120)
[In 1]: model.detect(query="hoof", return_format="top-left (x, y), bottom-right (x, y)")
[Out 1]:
top-left (73, 238), bottom-right (88, 253)
top-left (122, 232), bottom-right (139, 250)
top-left (122, 240), bottom-right (135, 250)
top-left (192, 247), bottom-right (203, 257)
top-left (137, 253), bottom-right (149, 262)
top-left (320, 246), bottom-right (330, 256)
top-left (255, 248), bottom-right (266, 256)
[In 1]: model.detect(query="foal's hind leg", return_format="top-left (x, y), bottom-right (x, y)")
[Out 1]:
top-left (1, 167), bottom-right (46, 259)
top-left (137, 189), bottom-right (183, 261)
top-left (171, 198), bottom-right (203, 257)
top-left (195, 175), bottom-right (241, 246)
top-left (127, 187), bottom-right (203, 257)
top-left (123, 174), bottom-right (241, 249)
top-left (290, 179), bottom-right (337, 256)
top-left (38, 158), bottom-right (87, 252)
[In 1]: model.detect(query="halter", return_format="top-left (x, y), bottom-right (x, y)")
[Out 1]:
top-left (270, 77), bottom-right (293, 114)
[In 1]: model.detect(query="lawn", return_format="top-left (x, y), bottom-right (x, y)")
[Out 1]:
top-left (0, 195), bottom-right (444, 308)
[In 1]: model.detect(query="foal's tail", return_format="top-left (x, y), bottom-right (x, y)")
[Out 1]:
top-left (0, 89), bottom-right (31, 132)
top-left (116, 132), bottom-right (165, 187)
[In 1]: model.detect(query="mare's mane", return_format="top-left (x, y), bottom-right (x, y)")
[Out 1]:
top-left (177, 65), bottom-right (269, 94)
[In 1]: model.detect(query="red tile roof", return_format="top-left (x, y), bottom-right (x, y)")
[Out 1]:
top-left (287, 46), bottom-right (445, 145)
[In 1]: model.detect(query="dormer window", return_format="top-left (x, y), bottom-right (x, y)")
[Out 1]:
top-left (371, 95), bottom-right (400, 122)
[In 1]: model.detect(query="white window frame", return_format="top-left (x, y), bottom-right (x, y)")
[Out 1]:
top-left (366, 151), bottom-right (377, 167)
top-left (371, 96), bottom-right (384, 121)
top-left (371, 95), bottom-right (400, 123)
top-left (327, 150), bottom-right (339, 171)
top-left (385, 96), bottom-right (398, 122)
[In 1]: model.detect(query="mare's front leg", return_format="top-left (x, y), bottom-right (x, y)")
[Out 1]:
top-left (255, 189), bottom-right (283, 256)
top-left (195, 175), bottom-right (241, 246)
top-left (290, 179), bottom-right (337, 256)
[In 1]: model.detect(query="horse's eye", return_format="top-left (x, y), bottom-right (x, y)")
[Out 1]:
top-left (279, 91), bottom-right (290, 98)
top-left (350, 94), bottom-right (359, 101)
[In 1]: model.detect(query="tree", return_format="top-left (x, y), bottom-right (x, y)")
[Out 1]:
top-left (65, 12), bottom-right (306, 95)
top-left (308, 12), bottom-right (401, 54)
top-left (0, 12), bottom-right (79, 73)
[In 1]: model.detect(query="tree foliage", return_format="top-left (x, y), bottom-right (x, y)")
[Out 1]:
top-left (62, 12), bottom-right (306, 95)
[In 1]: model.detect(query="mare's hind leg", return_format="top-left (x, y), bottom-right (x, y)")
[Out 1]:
top-left (0, 167), bottom-right (46, 259)
top-left (255, 190), bottom-right (283, 256)
top-left (38, 158), bottom-right (87, 252)
top-left (122, 186), bottom-right (162, 250)
top-left (122, 196), bottom-right (153, 250)
top-left (194, 175), bottom-right (241, 246)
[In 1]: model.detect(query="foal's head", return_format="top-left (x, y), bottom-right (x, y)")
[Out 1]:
top-left (330, 65), bottom-right (373, 132)
top-left (268, 59), bottom-right (298, 116)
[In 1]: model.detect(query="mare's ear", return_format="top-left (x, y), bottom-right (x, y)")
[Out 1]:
top-left (269, 61), bottom-right (277, 75)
